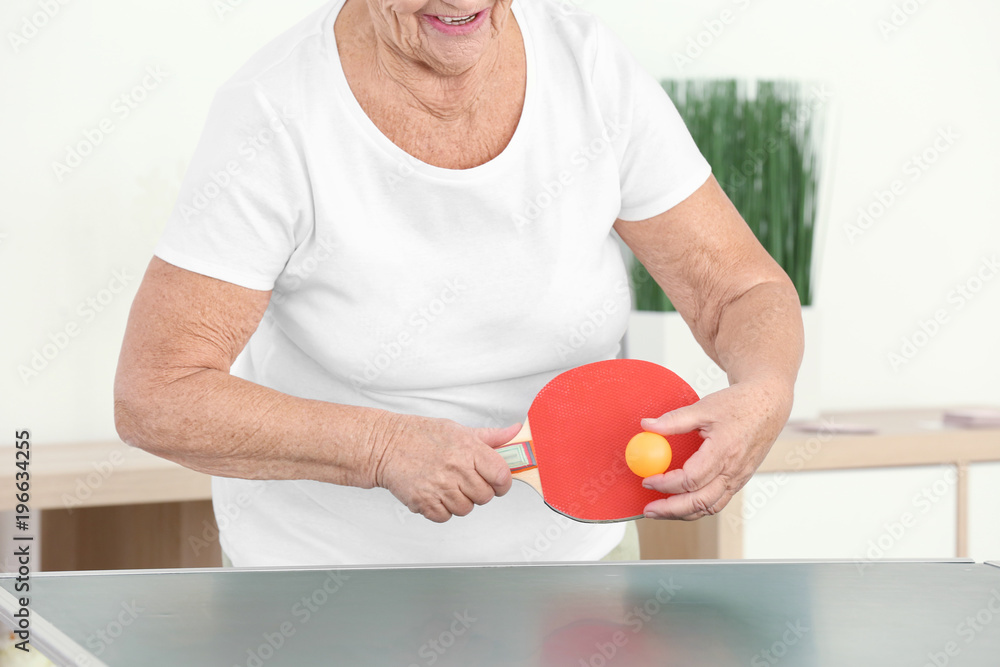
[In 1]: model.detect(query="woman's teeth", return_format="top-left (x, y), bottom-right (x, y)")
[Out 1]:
top-left (438, 14), bottom-right (478, 25)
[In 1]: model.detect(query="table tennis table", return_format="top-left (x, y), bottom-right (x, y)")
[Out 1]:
top-left (2, 560), bottom-right (999, 666)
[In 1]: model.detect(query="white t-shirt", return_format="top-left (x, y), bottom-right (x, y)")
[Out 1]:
top-left (155, 0), bottom-right (711, 566)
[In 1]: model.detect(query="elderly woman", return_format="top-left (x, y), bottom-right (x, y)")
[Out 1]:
top-left (115, 0), bottom-right (803, 566)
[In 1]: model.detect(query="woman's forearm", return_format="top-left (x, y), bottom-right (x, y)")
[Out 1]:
top-left (114, 258), bottom-right (401, 489)
top-left (711, 278), bottom-right (804, 393)
top-left (114, 368), bottom-right (396, 488)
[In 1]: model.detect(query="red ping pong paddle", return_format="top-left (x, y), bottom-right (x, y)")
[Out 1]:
top-left (496, 359), bottom-right (704, 523)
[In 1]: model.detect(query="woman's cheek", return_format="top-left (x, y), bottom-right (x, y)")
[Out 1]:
top-left (378, 0), bottom-right (428, 16)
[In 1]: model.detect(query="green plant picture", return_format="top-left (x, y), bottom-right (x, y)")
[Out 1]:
top-left (631, 80), bottom-right (821, 311)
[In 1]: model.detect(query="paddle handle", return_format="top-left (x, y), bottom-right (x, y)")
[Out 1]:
top-left (496, 420), bottom-right (543, 496)
top-left (497, 440), bottom-right (536, 473)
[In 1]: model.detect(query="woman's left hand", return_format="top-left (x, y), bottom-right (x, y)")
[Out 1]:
top-left (639, 377), bottom-right (794, 521)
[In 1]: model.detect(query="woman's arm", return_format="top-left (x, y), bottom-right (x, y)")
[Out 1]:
top-left (114, 258), bottom-right (516, 522)
top-left (615, 175), bottom-right (804, 520)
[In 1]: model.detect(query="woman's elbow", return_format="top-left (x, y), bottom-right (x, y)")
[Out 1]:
top-left (113, 404), bottom-right (139, 448)
top-left (114, 375), bottom-right (148, 449)
top-left (113, 366), bottom-right (165, 452)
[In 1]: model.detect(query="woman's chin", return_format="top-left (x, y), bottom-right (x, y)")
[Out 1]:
top-left (417, 42), bottom-right (491, 76)
top-left (414, 8), bottom-right (505, 75)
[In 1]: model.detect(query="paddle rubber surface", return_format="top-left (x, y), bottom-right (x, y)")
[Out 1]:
top-left (529, 359), bottom-right (703, 522)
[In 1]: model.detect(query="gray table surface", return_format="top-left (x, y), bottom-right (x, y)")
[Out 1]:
top-left (2, 560), bottom-right (999, 667)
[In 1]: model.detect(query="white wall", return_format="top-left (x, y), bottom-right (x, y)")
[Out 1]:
top-left (2, 0), bottom-right (998, 444)
top-left (1, 0), bottom-right (323, 442)
top-left (583, 0), bottom-right (1000, 411)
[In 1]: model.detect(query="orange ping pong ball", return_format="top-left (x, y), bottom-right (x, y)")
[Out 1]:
top-left (625, 432), bottom-right (673, 478)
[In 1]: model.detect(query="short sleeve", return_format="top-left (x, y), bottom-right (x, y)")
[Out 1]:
top-left (593, 22), bottom-right (712, 222)
top-left (154, 81), bottom-right (313, 291)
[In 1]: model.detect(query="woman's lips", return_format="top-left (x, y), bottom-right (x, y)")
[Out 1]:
top-left (423, 7), bottom-right (491, 35)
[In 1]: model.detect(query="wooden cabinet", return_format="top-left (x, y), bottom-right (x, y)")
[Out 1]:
top-left (0, 442), bottom-right (219, 571)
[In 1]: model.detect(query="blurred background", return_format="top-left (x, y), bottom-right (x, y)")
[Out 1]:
top-left (1, 0), bottom-right (998, 574)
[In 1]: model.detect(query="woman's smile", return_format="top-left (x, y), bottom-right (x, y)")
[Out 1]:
top-left (423, 7), bottom-right (491, 36)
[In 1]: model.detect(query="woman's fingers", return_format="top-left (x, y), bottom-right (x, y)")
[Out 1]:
top-left (474, 423), bottom-right (520, 495)
top-left (640, 399), bottom-right (726, 496)
top-left (643, 475), bottom-right (734, 520)
top-left (473, 423), bottom-right (523, 445)
top-left (643, 439), bottom-right (729, 496)
top-left (461, 474), bottom-right (502, 507)
top-left (641, 402), bottom-right (711, 437)
top-left (442, 487), bottom-right (477, 518)
top-left (420, 501), bottom-right (454, 524)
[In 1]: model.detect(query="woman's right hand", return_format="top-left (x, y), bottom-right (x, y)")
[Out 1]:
top-left (370, 414), bottom-right (521, 523)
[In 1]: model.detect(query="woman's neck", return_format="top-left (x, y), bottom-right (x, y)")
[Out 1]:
top-left (340, 0), bottom-right (514, 122)
top-left (371, 36), bottom-right (507, 122)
